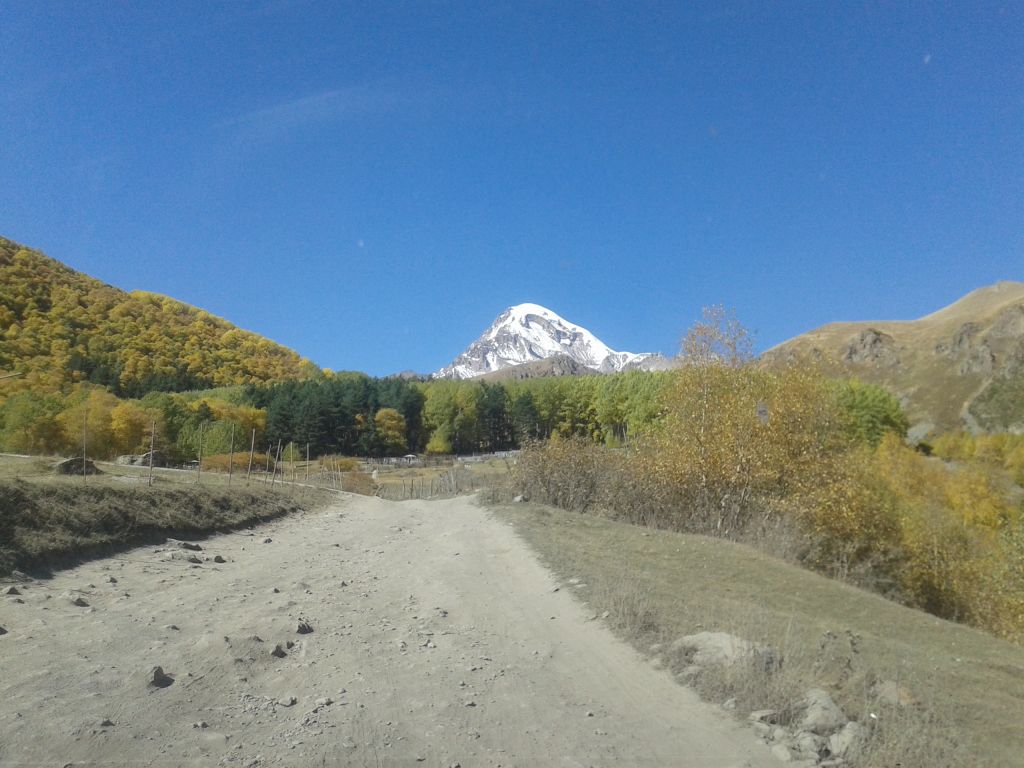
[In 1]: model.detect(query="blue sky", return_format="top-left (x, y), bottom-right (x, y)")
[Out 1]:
top-left (1, 2), bottom-right (1021, 375)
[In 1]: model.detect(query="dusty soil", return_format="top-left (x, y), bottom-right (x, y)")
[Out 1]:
top-left (0, 494), bottom-right (775, 768)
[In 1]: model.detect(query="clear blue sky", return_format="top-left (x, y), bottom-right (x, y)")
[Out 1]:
top-left (2, 2), bottom-right (1021, 376)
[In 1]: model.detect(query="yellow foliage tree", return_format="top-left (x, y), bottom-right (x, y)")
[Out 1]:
top-left (56, 387), bottom-right (120, 459)
top-left (374, 408), bottom-right (408, 456)
top-left (109, 400), bottom-right (153, 455)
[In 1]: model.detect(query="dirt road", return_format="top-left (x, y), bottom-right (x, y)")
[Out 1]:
top-left (0, 494), bottom-right (776, 767)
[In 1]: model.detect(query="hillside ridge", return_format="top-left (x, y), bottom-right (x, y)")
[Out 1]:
top-left (764, 280), bottom-right (1024, 434)
top-left (0, 236), bottom-right (313, 395)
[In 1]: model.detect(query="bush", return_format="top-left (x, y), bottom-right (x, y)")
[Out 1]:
top-left (834, 379), bottom-right (909, 447)
top-left (872, 434), bottom-right (1024, 639)
top-left (514, 435), bottom-right (611, 513)
top-left (200, 452), bottom-right (263, 473)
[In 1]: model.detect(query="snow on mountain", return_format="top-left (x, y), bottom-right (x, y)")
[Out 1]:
top-left (435, 303), bottom-right (667, 379)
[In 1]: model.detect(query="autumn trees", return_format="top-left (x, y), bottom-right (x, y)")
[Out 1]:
top-left (0, 239), bottom-right (311, 397)
top-left (254, 374), bottom-right (424, 457)
top-left (513, 307), bottom-right (1024, 641)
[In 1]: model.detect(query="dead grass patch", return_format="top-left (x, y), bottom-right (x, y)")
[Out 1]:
top-left (0, 476), bottom-right (327, 576)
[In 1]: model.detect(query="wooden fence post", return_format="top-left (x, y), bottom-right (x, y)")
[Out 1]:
top-left (227, 423), bottom-right (236, 487)
top-left (148, 420), bottom-right (156, 487)
top-left (196, 423), bottom-right (204, 484)
top-left (246, 429), bottom-right (255, 486)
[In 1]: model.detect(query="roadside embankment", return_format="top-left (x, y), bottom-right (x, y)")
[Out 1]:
top-left (0, 477), bottom-right (325, 575)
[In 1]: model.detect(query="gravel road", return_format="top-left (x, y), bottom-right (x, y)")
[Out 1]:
top-left (0, 494), bottom-right (777, 767)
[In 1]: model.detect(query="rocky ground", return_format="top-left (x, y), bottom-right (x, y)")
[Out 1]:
top-left (0, 494), bottom-right (778, 767)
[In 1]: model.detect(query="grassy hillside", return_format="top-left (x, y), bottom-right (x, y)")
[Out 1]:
top-left (496, 501), bottom-right (1024, 767)
top-left (0, 237), bottom-right (315, 397)
top-left (762, 281), bottom-right (1024, 434)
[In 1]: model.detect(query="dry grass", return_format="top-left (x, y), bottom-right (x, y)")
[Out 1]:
top-left (492, 501), bottom-right (1024, 768)
top-left (340, 471), bottom-right (376, 496)
top-left (0, 454), bottom-right (335, 576)
top-left (371, 458), bottom-right (514, 500)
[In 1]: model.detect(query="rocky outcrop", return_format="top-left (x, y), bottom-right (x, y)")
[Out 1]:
top-left (935, 321), bottom-right (981, 358)
top-left (841, 328), bottom-right (900, 367)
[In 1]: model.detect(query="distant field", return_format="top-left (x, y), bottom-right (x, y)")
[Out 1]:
top-left (493, 501), bottom-right (1024, 768)
top-left (363, 456), bottom-right (515, 500)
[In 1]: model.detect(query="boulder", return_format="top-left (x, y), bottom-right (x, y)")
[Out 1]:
top-left (791, 731), bottom-right (828, 761)
top-left (133, 451), bottom-right (166, 467)
top-left (770, 743), bottom-right (793, 762)
top-left (669, 631), bottom-right (775, 669)
top-left (871, 679), bottom-right (917, 707)
top-left (828, 721), bottom-right (867, 761)
top-left (799, 688), bottom-right (847, 735)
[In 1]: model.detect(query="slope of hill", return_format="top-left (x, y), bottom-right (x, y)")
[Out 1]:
top-left (436, 303), bottom-right (668, 379)
top-left (0, 237), bottom-right (314, 396)
top-left (763, 281), bottom-right (1024, 434)
top-left (476, 352), bottom-right (599, 381)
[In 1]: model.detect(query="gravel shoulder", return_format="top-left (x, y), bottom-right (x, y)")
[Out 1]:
top-left (0, 494), bottom-right (775, 767)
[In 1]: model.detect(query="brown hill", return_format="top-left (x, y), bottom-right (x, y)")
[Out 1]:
top-left (476, 353), bottom-right (598, 382)
top-left (762, 281), bottom-right (1024, 435)
top-left (0, 236), bottom-right (315, 396)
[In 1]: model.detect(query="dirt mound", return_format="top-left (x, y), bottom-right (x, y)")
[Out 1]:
top-left (53, 458), bottom-right (102, 475)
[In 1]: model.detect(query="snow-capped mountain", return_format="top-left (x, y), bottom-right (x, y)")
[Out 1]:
top-left (435, 303), bottom-right (668, 380)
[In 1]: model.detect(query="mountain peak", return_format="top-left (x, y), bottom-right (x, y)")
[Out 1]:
top-left (436, 303), bottom-right (667, 380)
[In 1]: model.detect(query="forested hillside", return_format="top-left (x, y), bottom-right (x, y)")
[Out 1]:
top-left (0, 237), bottom-right (314, 396)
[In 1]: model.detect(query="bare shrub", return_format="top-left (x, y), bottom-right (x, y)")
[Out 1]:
top-left (513, 435), bottom-right (610, 513)
top-left (342, 471), bottom-right (375, 496)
